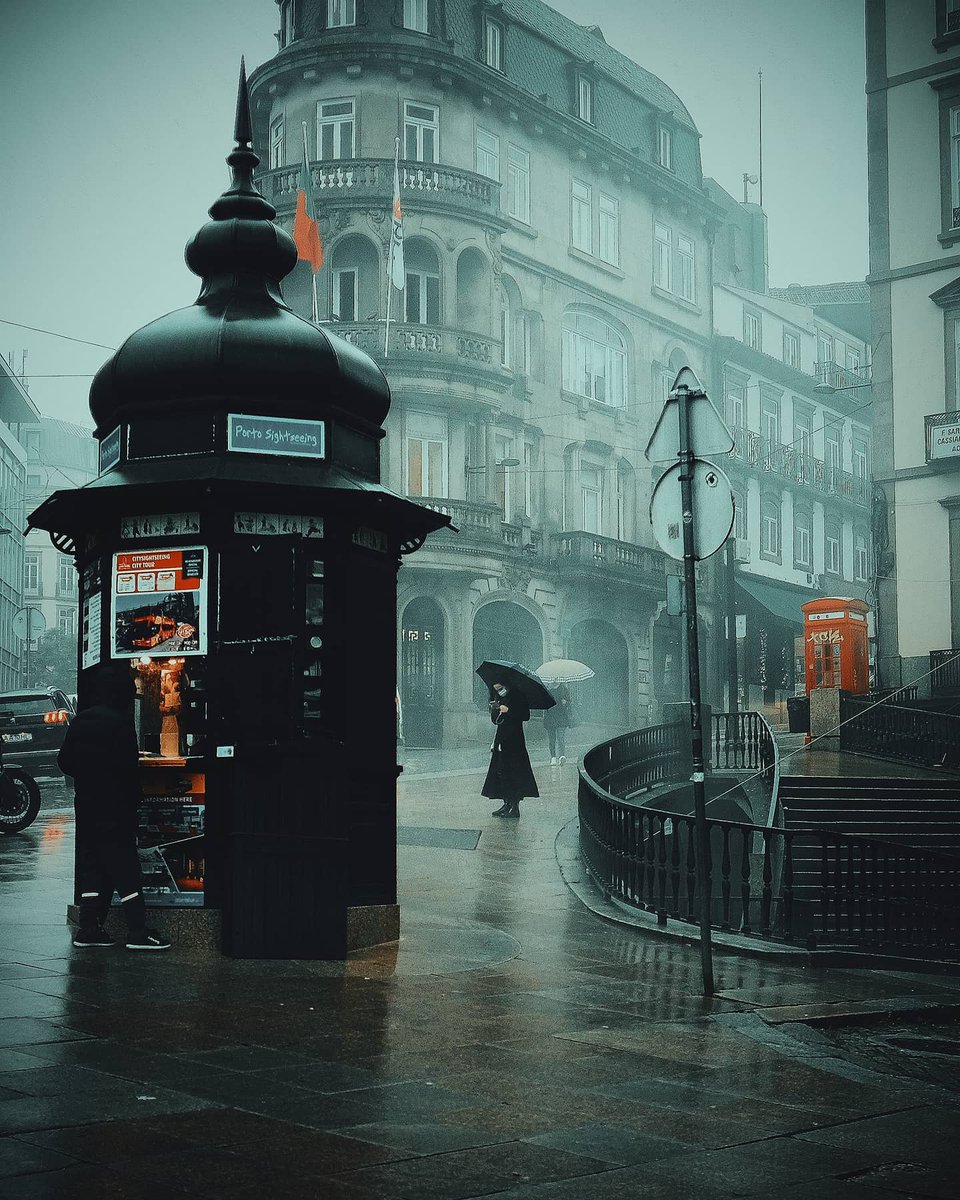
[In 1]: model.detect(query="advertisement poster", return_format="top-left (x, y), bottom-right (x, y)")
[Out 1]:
top-left (112, 547), bottom-right (206, 657)
top-left (81, 593), bottom-right (102, 671)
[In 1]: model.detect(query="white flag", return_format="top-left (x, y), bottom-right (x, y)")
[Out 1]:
top-left (389, 144), bottom-right (405, 291)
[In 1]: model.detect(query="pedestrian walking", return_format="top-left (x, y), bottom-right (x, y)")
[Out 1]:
top-left (542, 682), bottom-right (571, 764)
top-left (481, 681), bottom-right (539, 819)
top-left (58, 665), bottom-right (171, 951)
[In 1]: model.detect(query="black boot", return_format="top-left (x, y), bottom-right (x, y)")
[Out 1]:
top-left (491, 803), bottom-right (510, 817)
top-left (503, 800), bottom-right (520, 819)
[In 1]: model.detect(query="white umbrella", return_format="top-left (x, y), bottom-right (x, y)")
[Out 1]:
top-left (535, 659), bottom-right (595, 685)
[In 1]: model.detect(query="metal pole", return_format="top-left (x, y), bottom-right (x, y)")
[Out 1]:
top-left (725, 539), bottom-right (739, 715)
top-left (676, 384), bottom-right (715, 996)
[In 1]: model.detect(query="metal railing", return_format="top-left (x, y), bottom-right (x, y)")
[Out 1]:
top-left (814, 360), bottom-right (870, 392)
top-left (257, 158), bottom-right (501, 216)
top-left (728, 428), bottom-right (870, 507)
top-left (578, 716), bottom-right (960, 955)
top-left (839, 696), bottom-right (960, 769)
top-left (931, 648), bottom-right (960, 697)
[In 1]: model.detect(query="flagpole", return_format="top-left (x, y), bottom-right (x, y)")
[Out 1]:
top-left (302, 121), bottom-right (319, 324)
top-left (384, 136), bottom-right (402, 359)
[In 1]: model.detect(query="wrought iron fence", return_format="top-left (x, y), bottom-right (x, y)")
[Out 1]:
top-left (839, 696), bottom-right (960, 770)
top-left (931, 648), bottom-right (960, 697)
top-left (578, 718), bottom-right (960, 955)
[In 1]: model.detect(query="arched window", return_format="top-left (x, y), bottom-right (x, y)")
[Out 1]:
top-left (760, 493), bottom-right (781, 560)
top-left (330, 234), bottom-right (379, 323)
top-left (404, 239), bottom-right (440, 325)
top-left (854, 526), bottom-right (870, 581)
top-left (561, 312), bottom-right (627, 407)
top-left (825, 515), bottom-right (842, 575)
top-left (794, 506), bottom-right (813, 568)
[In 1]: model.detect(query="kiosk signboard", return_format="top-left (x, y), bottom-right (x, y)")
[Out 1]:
top-left (228, 413), bottom-right (326, 459)
top-left (111, 547), bottom-right (207, 657)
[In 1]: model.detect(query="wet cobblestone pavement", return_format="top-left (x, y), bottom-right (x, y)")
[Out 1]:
top-left (0, 765), bottom-right (958, 1197)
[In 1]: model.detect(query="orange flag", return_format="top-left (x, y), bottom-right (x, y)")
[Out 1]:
top-left (293, 144), bottom-right (323, 272)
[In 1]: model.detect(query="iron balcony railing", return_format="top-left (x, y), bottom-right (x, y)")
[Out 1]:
top-left (578, 714), bottom-right (960, 955)
top-left (257, 158), bottom-right (501, 218)
top-left (728, 427), bottom-right (870, 506)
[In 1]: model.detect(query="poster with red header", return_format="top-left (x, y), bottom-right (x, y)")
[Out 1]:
top-left (112, 548), bottom-right (206, 657)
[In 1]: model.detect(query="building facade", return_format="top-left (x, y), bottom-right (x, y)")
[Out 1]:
top-left (866, 0), bottom-right (960, 692)
top-left (21, 420), bottom-right (98, 676)
top-left (712, 283), bottom-right (873, 715)
top-left (249, 0), bottom-right (723, 746)
top-left (0, 355), bottom-right (40, 691)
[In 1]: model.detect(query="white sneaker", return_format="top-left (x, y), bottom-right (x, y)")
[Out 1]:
top-left (558, 755), bottom-right (566, 765)
top-left (550, 757), bottom-right (557, 765)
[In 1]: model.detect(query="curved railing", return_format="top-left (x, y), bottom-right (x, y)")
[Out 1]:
top-left (578, 715), bottom-right (960, 956)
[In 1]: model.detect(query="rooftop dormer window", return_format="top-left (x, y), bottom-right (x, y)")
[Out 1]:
top-left (327, 0), bottom-right (356, 27)
top-left (484, 16), bottom-right (503, 71)
top-left (279, 0), bottom-right (294, 47)
top-left (657, 123), bottom-right (673, 170)
top-left (576, 74), bottom-right (594, 124)
top-left (403, 0), bottom-right (429, 33)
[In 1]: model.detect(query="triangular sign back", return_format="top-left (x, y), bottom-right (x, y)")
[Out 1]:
top-left (645, 370), bottom-right (734, 464)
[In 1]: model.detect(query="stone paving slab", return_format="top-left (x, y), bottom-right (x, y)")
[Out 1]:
top-left (0, 765), bottom-right (958, 1197)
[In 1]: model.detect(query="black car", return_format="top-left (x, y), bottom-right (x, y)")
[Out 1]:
top-left (0, 688), bottom-right (74, 778)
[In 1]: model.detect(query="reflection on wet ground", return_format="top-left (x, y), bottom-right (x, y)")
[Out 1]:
top-left (0, 767), bottom-right (957, 1197)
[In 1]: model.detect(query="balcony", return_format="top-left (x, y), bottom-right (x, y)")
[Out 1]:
top-left (554, 531), bottom-right (664, 591)
top-left (814, 360), bottom-right (871, 393)
top-left (256, 158), bottom-right (501, 221)
top-left (417, 497), bottom-right (542, 557)
top-left (333, 321), bottom-right (501, 373)
top-left (728, 428), bottom-right (870, 507)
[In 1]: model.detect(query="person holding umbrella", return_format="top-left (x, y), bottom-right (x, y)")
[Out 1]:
top-left (476, 661), bottom-right (554, 820)
top-left (535, 659), bottom-right (595, 766)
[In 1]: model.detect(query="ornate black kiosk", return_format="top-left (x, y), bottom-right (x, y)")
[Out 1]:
top-left (29, 67), bottom-right (449, 958)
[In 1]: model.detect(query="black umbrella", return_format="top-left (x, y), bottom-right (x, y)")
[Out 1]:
top-left (475, 660), bottom-right (556, 710)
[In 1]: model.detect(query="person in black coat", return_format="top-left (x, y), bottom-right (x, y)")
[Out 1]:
top-left (58, 666), bottom-right (170, 952)
top-left (481, 681), bottom-right (539, 819)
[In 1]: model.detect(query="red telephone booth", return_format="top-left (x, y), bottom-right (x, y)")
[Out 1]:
top-left (801, 597), bottom-right (870, 695)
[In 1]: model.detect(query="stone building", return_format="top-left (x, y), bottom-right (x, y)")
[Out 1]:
top-left (0, 356), bottom-right (38, 690)
top-left (712, 282), bottom-right (873, 715)
top-left (249, 0), bottom-right (721, 746)
top-left (866, 0), bottom-right (960, 694)
top-left (21, 419), bottom-right (97, 664)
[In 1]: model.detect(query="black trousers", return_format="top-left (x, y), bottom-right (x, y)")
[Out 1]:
top-left (75, 814), bottom-right (146, 932)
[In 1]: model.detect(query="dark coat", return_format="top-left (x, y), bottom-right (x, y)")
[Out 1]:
top-left (541, 684), bottom-right (571, 730)
top-left (58, 703), bottom-right (141, 828)
top-left (481, 689), bottom-right (539, 801)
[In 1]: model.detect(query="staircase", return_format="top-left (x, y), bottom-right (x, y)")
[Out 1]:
top-left (781, 775), bottom-right (960, 856)
top-left (780, 776), bottom-right (960, 947)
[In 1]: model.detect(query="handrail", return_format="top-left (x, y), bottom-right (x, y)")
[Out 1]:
top-left (839, 696), bottom-right (960, 770)
top-left (578, 719), bottom-right (960, 955)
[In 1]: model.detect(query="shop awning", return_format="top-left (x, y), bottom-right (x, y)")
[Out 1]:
top-left (737, 576), bottom-right (809, 626)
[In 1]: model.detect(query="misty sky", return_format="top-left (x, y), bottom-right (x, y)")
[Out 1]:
top-left (0, 0), bottom-right (868, 427)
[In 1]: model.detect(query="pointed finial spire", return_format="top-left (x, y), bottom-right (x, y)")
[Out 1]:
top-left (206, 59), bottom-right (274, 222)
top-left (234, 57), bottom-right (253, 149)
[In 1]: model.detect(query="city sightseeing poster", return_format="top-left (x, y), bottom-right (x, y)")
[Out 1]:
top-left (111, 548), bottom-right (207, 658)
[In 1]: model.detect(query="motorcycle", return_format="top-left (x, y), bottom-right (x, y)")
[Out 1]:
top-left (0, 766), bottom-right (42, 834)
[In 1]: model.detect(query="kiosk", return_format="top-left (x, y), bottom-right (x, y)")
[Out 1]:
top-left (29, 67), bottom-right (449, 958)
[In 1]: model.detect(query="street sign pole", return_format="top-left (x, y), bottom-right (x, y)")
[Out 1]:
top-left (676, 383), bottom-right (715, 997)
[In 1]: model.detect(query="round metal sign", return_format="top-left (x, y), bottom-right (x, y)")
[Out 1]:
top-left (13, 607), bottom-right (46, 641)
top-left (649, 458), bottom-right (735, 562)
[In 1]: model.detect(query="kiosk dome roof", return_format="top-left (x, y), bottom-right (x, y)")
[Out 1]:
top-left (89, 63), bottom-right (389, 435)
